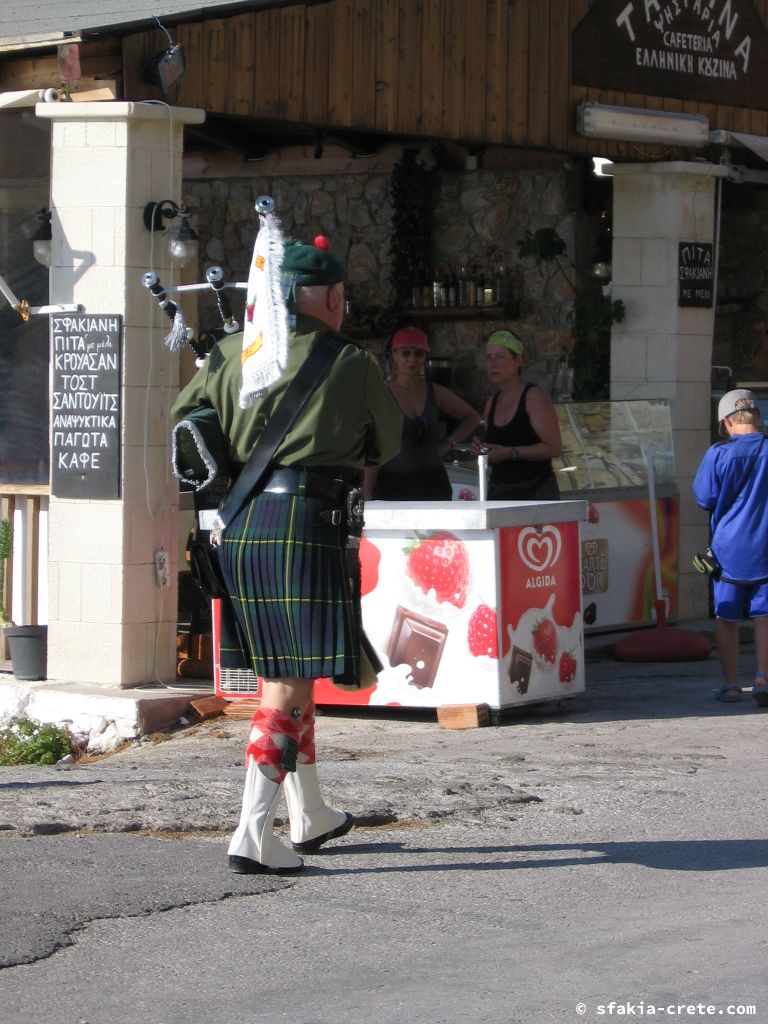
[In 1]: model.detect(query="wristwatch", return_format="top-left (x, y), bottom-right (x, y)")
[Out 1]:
top-left (509, 446), bottom-right (518, 461)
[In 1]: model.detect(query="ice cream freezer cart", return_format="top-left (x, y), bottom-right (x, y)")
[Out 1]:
top-left (213, 499), bottom-right (587, 715)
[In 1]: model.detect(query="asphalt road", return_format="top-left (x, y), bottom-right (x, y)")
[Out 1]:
top-left (1, 644), bottom-right (767, 1024)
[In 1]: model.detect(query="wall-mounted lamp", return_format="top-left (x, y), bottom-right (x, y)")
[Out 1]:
top-left (143, 18), bottom-right (187, 93)
top-left (577, 101), bottom-right (710, 148)
top-left (143, 199), bottom-right (198, 269)
top-left (24, 208), bottom-right (52, 267)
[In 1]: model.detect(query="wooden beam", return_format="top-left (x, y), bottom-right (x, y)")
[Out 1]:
top-left (351, 0), bottom-right (376, 128)
top-left (328, 0), bottom-right (354, 126)
top-left (396, 0), bottom-right (422, 135)
top-left (279, 5), bottom-right (306, 121)
top-left (303, 1), bottom-right (331, 124)
top-left (507, 0), bottom-right (530, 143)
top-left (204, 20), bottom-right (228, 114)
top-left (443, 0), bottom-right (467, 140)
top-left (484, 0), bottom-right (508, 145)
top-left (374, 0), bottom-right (398, 133)
top-left (176, 21), bottom-right (204, 109)
top-left (227, 14), bottom-right (255, 117)
top-left (462, 0), bottom-right (487, 143)
top-left (24, 496), bottom-right (39, 626)
top-left (527, 0), bottom-right (550, 147)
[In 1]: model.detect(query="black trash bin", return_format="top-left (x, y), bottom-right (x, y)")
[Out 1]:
top-left (6, 625), bottom-right (47, 681)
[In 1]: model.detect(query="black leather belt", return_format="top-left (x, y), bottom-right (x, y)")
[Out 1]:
top-left (262, 466), bottom-right (354, 503)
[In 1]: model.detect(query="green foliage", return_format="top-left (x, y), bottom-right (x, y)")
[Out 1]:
top-left (517, 226), bottom-right (625, 401)
top-left (570, 295), bottom-right (626, 401)
top-left (0, 519), bottom-right (10, 561)
top-left (0, 715), bottom-right (73, 766)
top-left (516, 228), bottom-right (567, 268)
top-left (0, 518), bottom-right (10, 625)
top-left (389, 148), bottom-right (435, 307)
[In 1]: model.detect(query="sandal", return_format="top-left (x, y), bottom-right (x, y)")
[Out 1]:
top-left (752, 673), bottom-right (768, 708)
top-left (714, 685), bottom-right (742, 702)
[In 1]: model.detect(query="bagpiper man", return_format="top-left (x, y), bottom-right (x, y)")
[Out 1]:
top-left (171, 199), bottom-right (402, 874)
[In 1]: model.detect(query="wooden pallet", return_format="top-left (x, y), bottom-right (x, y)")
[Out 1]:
top-left (436, 703), bottom-right (491, 730)
top-left (222, 698), bottom-right (261, 719)
top-left (189, 695), bottom-right (228, 721)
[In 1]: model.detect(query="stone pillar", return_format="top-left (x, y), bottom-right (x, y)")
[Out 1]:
top-left (609, 161), bottom-right (728, 620)
top-left (36, 102), bottom-right (204, 686)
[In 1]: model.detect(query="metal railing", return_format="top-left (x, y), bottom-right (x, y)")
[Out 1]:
top-left (0, 485), bottom-right (48, 626)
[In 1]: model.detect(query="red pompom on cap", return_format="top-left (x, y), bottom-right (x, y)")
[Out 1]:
top-left (313, 235), bottom-right (331, 250)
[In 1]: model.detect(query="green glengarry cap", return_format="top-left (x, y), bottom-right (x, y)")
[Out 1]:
top-left (281, 236), bottom-right (346, 285)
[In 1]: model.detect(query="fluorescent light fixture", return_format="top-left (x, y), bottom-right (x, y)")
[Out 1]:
top-left (592, 157), bottom-right (613, 177)
top-left (577, 102), bottom-right (709, 147)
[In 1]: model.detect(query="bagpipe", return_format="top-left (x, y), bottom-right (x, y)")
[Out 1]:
top-left (141, 194), bottom-right (279, 366)
top-left (140, 266), bottom-right (245, 364)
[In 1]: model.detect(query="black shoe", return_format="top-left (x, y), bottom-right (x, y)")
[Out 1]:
top-left (291, 813), bottom-right (355, 854)
top-left (228, 854), bottom-right (304, 875)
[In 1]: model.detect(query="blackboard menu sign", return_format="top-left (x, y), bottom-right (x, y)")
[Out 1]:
top-left (678, 243), bottom-right (714, 308)
top-left (51, 314), bottom-right (122, 499)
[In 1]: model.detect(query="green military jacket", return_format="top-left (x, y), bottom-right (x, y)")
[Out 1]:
top-left (171, 315), bottom-right (402, 485)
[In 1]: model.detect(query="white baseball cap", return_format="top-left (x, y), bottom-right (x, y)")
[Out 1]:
top-left (718, 388), bottom-right (757, 422)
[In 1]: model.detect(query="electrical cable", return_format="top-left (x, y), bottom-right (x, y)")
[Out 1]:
top-left (138, 100), bottom-right (182, 686)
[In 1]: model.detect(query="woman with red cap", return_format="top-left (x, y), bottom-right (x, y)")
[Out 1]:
top-left (364, 326), bottom-right (480, 500)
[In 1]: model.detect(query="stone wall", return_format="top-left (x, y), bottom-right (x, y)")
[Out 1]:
top-left (184, 161), bottom-right (581, 409)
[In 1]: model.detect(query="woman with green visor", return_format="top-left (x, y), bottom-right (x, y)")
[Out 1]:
top-left (473, 330), bottom-right (562, 501)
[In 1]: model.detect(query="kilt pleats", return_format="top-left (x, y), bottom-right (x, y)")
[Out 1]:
top-left (218, 488), bottom-right (360, 681)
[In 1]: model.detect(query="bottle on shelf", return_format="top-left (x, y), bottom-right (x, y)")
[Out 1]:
top-left (420, 267), bottom-right (432, 309)
top-left (445, 267), bottom-right (456, 307)
top-left (457, 264), bottom-right (469, 307)
top-left (475, 266), bottom-right (485, 306)
top-left (483, 269), bottom-right (494, 305)
top-left (493, 262), bottom-right (506, 305)
top-left (432, 266), bottom-right (445, 308)
top-left (467, 265), bottom-right (477, 307)
top-left (411, 272), bottom-right (423, 309)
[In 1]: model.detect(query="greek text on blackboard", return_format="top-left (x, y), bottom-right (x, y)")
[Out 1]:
top-left (51, 314), bottom-right (122, 499)
top-left (678, 242), bottom-right (714, 308)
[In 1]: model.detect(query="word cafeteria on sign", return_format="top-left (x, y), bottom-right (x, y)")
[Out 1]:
top-left (51, 314), bottom-right (122, 499)
top-left (572, 0), bottom-right (768, 110)
top-left (678, 242), bottom-right (713, 307)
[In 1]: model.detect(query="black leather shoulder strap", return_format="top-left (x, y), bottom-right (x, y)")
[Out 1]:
top-left (216, 332), bottom-right (344, 531)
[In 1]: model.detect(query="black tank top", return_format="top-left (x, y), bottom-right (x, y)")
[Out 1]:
top-left (383, 380), bottom-right (444, 474)
top-left (485, 384), bottom-right (553, 485)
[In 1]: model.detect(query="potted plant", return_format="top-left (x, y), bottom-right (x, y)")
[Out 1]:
top-left (516, 227), bottom-right (625, 401)
top-left (0, 518), bottom-right (47, 679)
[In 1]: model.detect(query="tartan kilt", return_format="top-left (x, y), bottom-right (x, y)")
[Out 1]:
top-left (217, 488), bottom-right (361, 682)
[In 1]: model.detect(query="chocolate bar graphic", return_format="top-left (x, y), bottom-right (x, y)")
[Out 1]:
top-left (510, 645), bottom-right (533, 694)
top-left (385, 605), bottom-right (448, 689)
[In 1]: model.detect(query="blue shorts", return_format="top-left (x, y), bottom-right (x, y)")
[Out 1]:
top-left (713, 579), bottom-right (768, 620)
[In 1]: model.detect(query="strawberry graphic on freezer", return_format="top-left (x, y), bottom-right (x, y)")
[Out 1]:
top-left (316, 514), bottom-right (585, 711)
top-left (404, 530), bottom-right (470, 609)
